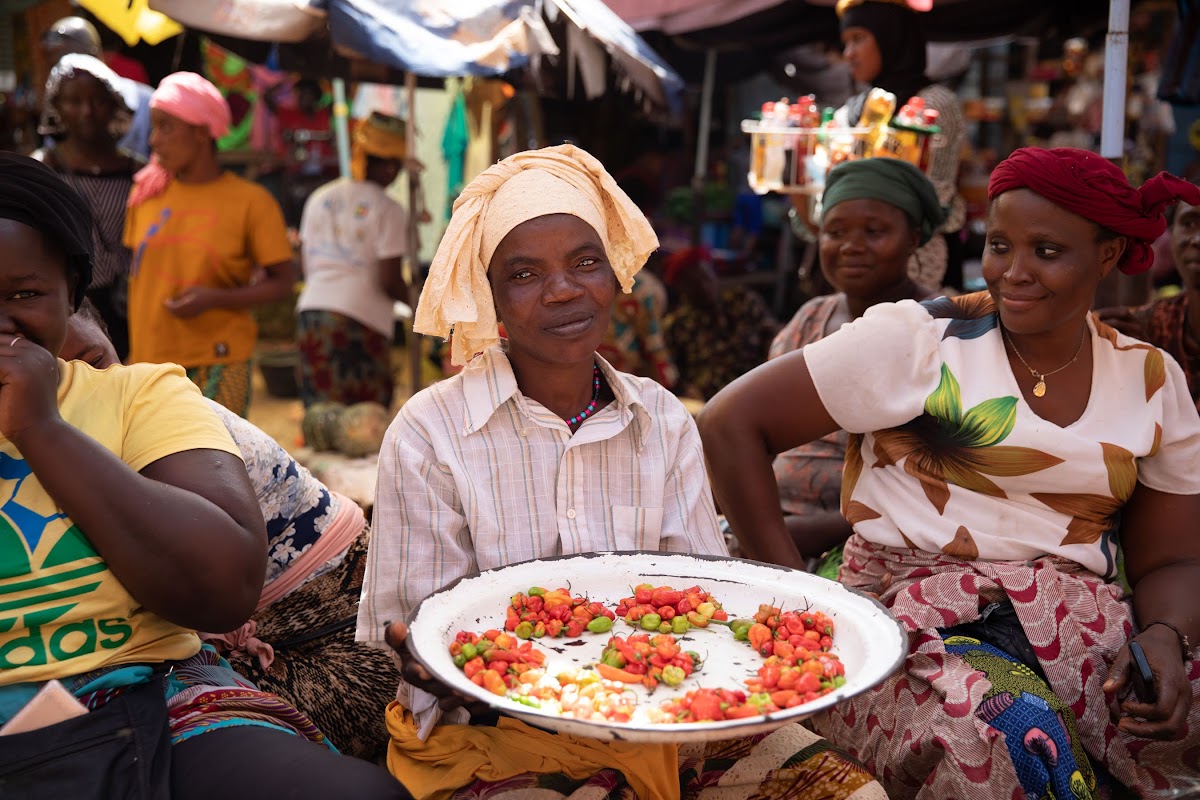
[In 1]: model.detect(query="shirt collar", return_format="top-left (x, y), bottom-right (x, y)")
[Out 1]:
top-left (461, 347), bottom-right (652, 446)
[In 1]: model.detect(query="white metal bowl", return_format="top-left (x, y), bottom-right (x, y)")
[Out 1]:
top-left (407, 551), bottom-right (907, 743)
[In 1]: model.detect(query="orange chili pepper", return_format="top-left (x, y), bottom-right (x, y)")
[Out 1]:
top-left (748, 623), bottom-right (773, 652)
top-left (482, 669), bottom-right (508, 696)
top-left (594, 663), bottom-right (645, 683)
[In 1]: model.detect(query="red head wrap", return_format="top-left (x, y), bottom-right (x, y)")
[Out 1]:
top-left (987, 147), bottom-right (1200, 275)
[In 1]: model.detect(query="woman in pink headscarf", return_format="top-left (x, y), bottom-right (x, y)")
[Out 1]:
top-left (700, 148), bottom-right (1200, 798)
top-left (124, 72), bottom-right (295, 417)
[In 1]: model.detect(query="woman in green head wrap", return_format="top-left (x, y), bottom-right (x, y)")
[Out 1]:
top-left (769, 157), bottom-right (944, 573)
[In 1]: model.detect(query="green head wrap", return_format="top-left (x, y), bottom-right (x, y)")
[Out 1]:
top-left (821, 158), bottom-right (945, 245)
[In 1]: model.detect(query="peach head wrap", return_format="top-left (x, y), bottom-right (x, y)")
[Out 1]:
top-left (414, 144), bottom-right (659, 366)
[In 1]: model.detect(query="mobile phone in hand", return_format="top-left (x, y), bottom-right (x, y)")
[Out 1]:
top-left (1129, 640), bottom-right (1157, 704)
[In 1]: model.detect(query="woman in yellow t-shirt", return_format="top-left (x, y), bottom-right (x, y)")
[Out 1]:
top-left (124, 72), bottom-right (295, 418)
top-left (0, 153), bottom-right (406, 798)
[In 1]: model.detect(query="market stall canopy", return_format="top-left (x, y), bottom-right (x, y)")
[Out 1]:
top-left (76, 0), bottom-right (183, 46)
top-left (147, 0), bottom-right (684, 113)
top-left (610, 0), bottom-right (1142, 82)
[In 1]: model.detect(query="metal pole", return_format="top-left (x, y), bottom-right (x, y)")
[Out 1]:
top-left (693, 48), bottom-right (718, 184)
top-left (691, 48), bottom-right (717, 246)
top-left (1100, 0), bottom-right (1130, 160)
top-left (406, 73), bottom-right (423, 396)
top-left (331, 78), bottom-right (352, 178)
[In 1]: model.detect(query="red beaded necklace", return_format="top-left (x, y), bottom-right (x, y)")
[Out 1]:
top-left (566, 363), bottom-right (602, 427)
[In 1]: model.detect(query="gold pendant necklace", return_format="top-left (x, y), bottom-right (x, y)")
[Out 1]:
top-left (1002, 326), bottom-right (1088, 398)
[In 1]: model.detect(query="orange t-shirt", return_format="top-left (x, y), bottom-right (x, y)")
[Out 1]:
top-left (124, 173), bottom-right (293, 367)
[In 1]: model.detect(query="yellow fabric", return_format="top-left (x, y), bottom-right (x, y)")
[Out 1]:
top-left (124, 173), bottom-right (293, 367)
top-left (350, 118), bottom-right (408, 182)
top-left (414, 144), bottom-right (659, 366)
top-left (835, 0), bottom-right (910, 15)
top-left (385, 703), bottom-right (680, 800)
top-left (76, 0), bottom-right (182, 47)
top-left (0, 361), bottom-right (242, 685)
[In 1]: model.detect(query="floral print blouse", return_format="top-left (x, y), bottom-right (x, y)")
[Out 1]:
top-left (803, 292), bottom-right (1200, 578)
top-left (207, 400), bottom-right (340, 587)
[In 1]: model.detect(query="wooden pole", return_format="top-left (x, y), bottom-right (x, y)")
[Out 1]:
top-left (406, 72), bottom-right (423, 397)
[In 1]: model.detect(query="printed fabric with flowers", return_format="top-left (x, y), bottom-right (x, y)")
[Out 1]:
top-left (801, 291), bottom-right (1200, 579)
top-left (208, 401), bottom-right (341, 586)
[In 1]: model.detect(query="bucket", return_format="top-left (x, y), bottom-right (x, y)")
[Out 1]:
top-left (258, 348), bottom-right (300, 398)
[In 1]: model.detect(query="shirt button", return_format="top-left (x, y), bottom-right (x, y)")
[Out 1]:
top-left (520, 429), bottom-right (528, 437)
top-left (566, 508), bottom-right (576, 520)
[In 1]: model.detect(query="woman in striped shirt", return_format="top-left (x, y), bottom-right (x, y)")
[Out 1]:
top-left (358, 145), bottom-right (887, 800)
top-left (34, 54), bottom-right (140, 361)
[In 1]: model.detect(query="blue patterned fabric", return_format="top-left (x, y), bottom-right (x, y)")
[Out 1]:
top-left (204, 400), bottom-right (340, 587)
top-left (941, 635), bottom-right (1100, 800)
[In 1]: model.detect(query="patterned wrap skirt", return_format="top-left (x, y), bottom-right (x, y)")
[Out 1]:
top-left (222, 527), bottom-right (397, 762)
top-left (296, 309), bottom-right (394, 408)
top-left (808, 534), bottom-right (1200, 799)
top-left (186, 361), bottom-right (253, 418)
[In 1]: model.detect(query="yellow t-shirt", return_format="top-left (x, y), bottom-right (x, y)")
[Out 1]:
top-left (0, 360), bottom-right (242, 685)
top-left (124, 173), bottom-right (293, 367)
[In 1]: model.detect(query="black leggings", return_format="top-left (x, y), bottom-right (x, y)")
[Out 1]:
top-left (170, 726), bottom-right (411, 799)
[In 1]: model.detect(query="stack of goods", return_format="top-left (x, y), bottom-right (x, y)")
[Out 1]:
top-left (743, 88), bottom-right (940, 196)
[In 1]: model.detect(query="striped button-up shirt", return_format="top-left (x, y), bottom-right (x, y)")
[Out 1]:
top-left (356, 347), bottom-right (726, 730)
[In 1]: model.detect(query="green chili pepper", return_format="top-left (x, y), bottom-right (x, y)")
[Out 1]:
top-left (528, 587), bottom-right (546, 596)
top-left (475, 638), bottom-right (493, 652)
top-left (672, 616), bottom-right (690, 635)
top-left (514, 621), bottom-right (534, 640)
top-left (461, 643), bottom-right (478, 660)
top-left (586, 616), bottom-right (614, 634)
top-left (661, 665), bottom-right (686, 687)
top-left (833, 675), bottom-right (846, 688)
top-left (731, 619), bottom-right (754, 641)
top-left (747, 692), bottom-right (773, 710)
top-left (601, 649), bottom-right (626, 668)
top-left (453, 653), bottom-right (468, 668)
top-left (512, 695), bottom-right (541, 707)
top-left (640, 613), bottom-right (662, 631)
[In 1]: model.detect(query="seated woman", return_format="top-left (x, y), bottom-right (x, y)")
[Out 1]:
top-left (61, 302), bottom-right (397, 762)
top-left (772, 159), bottom-right (944, 575)
top-left (357, 144), bottom-right (886, 799)
top-left (699, 147), bottom-right (1200, 798)
top-left (662, 247), bottom-right (780, 401)
top-left (1098, 195), bottom-right (1200, 411)
top-left (0, 153), bottom-right (404, 799)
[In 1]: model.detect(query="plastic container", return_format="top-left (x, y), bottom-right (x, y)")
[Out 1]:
top-left (742, 88), bottom-right (942, 201)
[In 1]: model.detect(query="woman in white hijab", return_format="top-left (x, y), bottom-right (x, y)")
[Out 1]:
top-left (357, 144), bottom-right (886, 800)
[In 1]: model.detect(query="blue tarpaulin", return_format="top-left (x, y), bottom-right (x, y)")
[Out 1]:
top-left (326, 0), bottom-right (684, 111)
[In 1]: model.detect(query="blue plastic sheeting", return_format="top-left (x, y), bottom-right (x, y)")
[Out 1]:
top-left (326, 0), bottom-right (683, 110)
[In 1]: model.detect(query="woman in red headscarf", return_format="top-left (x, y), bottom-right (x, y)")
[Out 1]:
top-left (699, 147), bottom-right (1200, 798)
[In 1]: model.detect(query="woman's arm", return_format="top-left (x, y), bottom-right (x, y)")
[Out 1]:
top-left (379, 255), bottom-right (409, 302)
top-left (164, 260), bottom-right (296, 318)
top-left (698, 349), bottom-right (839, 568)
top-left (1, 346), bottom-right (265, 632)
top-left (1104, 483), bottom-right (1200, 739)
